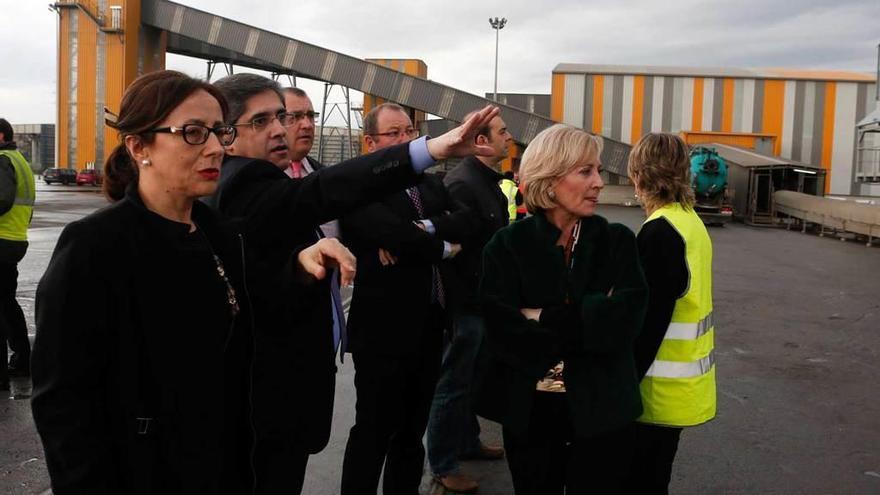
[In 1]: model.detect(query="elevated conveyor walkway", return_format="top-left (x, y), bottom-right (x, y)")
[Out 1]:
top-left (142, 0), bottom-right (632, 175)
top-left (775, 191), bottom-right (880, 246)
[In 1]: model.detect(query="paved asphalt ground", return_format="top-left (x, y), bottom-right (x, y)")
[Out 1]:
top-left (1, 181), bottom-right (879, 494)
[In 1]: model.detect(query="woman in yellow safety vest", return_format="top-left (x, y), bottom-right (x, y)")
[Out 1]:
top-left (626, 133), bottom-right (717, 494)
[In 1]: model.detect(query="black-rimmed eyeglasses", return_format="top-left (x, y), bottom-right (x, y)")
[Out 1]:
top-left (149, 124), bottom-right (237, 146)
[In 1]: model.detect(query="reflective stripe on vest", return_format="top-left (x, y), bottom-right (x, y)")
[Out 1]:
top-left (646, 351), bottom-right (715, 379)
top-left (665, 312), bottom-right (714, 340)
top-left (638, 202), bottom-right (716, 427)
top-left (0, 149), bottom-right (36, 242)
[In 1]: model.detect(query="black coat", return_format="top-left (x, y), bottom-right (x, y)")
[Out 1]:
top-left (31, 187), bottom-right (253, 494)
top-left (207, 144), bottom-right (420, 462)
top-left (442, 156), bottom-right (509, 314)
top-left (475, 214), bottom-right (648, 439)
top-left (341, 174), bottom-right (477, 355)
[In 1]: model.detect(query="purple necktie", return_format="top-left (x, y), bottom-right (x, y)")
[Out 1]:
top-left (329, 266), bottom-right (346, 361)
top-left (406, 187), bottom-right (446, 308)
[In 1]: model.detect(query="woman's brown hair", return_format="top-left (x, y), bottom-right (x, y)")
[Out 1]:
top-left (103, 70), bottom-right (229, 201)
top-left (627, 133), bottom-right (695, 213)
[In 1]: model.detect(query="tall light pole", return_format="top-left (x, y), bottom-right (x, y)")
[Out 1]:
top-left (489, 17), bottom-right (507, 102)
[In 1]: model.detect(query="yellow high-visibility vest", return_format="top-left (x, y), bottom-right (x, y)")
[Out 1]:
top-left (499, 178), bottom-right (518, 223)
top-left (0, 149), bottom-right (36, 242)
top-left (638, 202), bottom-right (716, 427)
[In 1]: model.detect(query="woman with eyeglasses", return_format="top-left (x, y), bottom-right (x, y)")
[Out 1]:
top-left (33, 70), bottom-right (263, 493)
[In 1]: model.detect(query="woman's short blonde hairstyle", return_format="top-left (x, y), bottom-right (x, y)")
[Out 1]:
top-left (520, 124), bottom-right (603, 214)
top-left (627, 133), bottom-right (695, 211)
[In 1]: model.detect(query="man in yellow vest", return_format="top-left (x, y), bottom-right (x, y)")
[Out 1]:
top-left (498, 171), bottom-right (521, 223)
top-left (0, 118), bottom-right (36, 390)
top-left (626, 133), bottom-right (716, 494)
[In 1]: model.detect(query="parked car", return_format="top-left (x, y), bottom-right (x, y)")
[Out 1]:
top-left (43, 168), bottom-right (78, 185)
top-left (76, 169), bottom-right (102, 186)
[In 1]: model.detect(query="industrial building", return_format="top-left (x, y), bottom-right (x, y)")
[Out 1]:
top-left (49, 1), bottom-right (877, 204)
top-left (551, 64), bottom-right (878, 196)
top-left (10, 124), bottom-right (55, 172)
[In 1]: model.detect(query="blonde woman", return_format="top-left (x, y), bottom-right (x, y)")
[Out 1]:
top-left (627, 133), bottom-right (717, 494)
top-left (475, 124), bottom-right (648, 494)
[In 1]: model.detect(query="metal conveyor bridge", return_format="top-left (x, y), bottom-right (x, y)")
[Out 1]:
top-left (141, 0), bottom-right (632, 175)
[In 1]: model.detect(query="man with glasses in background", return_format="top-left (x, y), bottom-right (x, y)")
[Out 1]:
top-left (339, 103), bottom-right (475, 494)
top-left (209, 73), bottom-right (501, 493)
top-left (282, 87), bottom-right (341, 240)
top-left (426, 112), bottom-right (513, 493)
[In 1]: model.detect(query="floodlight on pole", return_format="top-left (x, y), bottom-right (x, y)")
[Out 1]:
top-left (489, 17), bottom-right (507, 102)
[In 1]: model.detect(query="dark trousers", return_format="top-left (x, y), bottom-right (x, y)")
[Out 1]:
top-left (341, 310), bottom-right (444, 495)
top-left (257, 450), bottom-right (308, 494)
top-left (0, 261), bottom-right (30, 382)
top-left (503, 392), bottom-right (635, 495)
top-left (626, 423), bottom-right (683, 495)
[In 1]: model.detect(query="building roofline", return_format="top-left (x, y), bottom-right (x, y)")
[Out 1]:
top-left (553, 63), bottom-right (876, 83)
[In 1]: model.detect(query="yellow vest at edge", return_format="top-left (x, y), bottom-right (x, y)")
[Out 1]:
top-left (638, 202), bottom-right (717, 427)
top-left (0, 150), bottom-right (36, 242)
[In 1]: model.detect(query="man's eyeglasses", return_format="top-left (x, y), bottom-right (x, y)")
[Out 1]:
top-left (233, 110), bottom-right (320, 132)
top-left (149, 124), bottom-right (237, 146)
top-left (369, 128), bottom-right (420, 140)
top-left (289, 110), bottom-right (319, 123)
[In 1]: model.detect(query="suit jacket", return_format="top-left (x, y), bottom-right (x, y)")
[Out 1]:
top-left (474, 214), bottom-right (648, 439)
top-left (341, 174), bottom-right (477, 356)
top-left (305, 156), bottom-right (323, 171)
top-left (443, 156), bottom-right (509, 314)
top-left (301, 156), bottom-right (342, 240)
top-left (207, 143), bottom-right (419, 468)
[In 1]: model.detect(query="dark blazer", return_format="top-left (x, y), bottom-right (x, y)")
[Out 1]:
top-left (32, 187), bottom-right (252, 494)
top-left (306, 156), bottom-right (325, 172)
top-left (443, 156), bottom-right (509, 314)
top-left (207, 144), bottom-right (420, 460)
top-left (341, 174), bottom-right (477, 355)
top-left (475, 213), bottom-right (648, 439)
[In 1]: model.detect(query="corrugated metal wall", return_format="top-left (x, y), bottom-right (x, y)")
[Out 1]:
top-left (104, 6), bottom-right (125, 164)
top-left (76, 4), bottom-right (98, 170)
top-left (57, 11), bottom-right (71, 168)
top-left (555, 71), bottom-right (877, 195)
top-left (58, 0), bottom-right (164, 170)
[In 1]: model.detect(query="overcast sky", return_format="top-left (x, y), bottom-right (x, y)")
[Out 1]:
top-left (2, 0), bottom-right (877, 125)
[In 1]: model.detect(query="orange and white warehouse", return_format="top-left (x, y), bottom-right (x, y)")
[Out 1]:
top-left (550, 64), bottom-right (878, 197)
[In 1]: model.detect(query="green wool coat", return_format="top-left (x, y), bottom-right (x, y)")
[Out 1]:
top-left (475, 213), bottom-right (648, 439)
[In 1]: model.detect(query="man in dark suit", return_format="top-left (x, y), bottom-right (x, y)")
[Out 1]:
top-left (282, 87), bottom-right (341, 239)
top-left (426, 113), bottom-right (513, 493)
top-left (208, 73), bottom-right (500, 493)
top-left (339, 103), bottom-right (476, 494)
